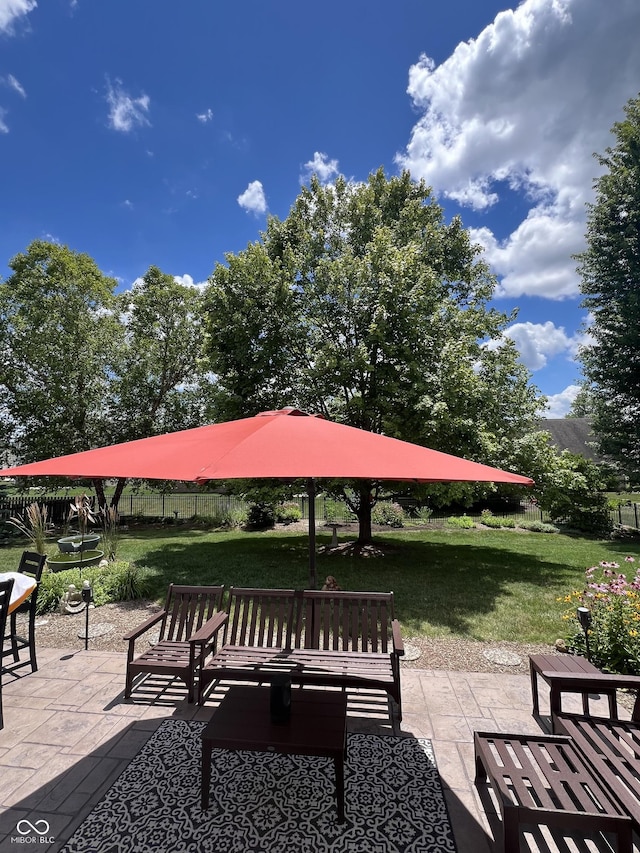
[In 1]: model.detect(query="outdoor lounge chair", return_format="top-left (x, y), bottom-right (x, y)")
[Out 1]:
top-left (124, 584), bottom-right (225, 703)
top-left (2, 551), bottom-right (47, 674)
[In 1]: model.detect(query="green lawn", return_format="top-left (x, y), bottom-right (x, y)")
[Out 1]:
top-left (2, 525), bottom-right (638, 645)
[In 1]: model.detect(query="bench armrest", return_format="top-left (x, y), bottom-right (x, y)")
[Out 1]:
top-left (542, 670), bottom-right (640, 723)
top-left (541, 670), bottom-right (640, 691)
top-left (391, 619), bottom-right (404, 656)
top-left (190, 611), bottom-right (228, 645)
top-left (123, 610), bottom-right (165, 642)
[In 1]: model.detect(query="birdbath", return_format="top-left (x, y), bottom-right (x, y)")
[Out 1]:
top-left (57, 534), bottom-right (101, 553)
top-left (326, 523), bottom-right (344, 547)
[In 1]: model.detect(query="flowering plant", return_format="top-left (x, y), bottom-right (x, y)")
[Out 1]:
top-left (560, 557), bottom-right (640, 675)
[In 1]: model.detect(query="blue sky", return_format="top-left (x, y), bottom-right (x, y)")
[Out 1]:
top-left (1, 0), bottom-right (639, 417)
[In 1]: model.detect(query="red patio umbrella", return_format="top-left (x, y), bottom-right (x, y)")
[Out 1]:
top-left (0, 408), bottom-right (533, 585)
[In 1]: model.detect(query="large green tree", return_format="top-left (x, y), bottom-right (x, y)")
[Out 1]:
top-left (204, 169), bottom-right (542, 542)
top-left (109, 266), bottom-right (213, 444)
top-left (577, 93), bottom-right (640, 478)
top-left (0, 240), bottom-right (121, 465)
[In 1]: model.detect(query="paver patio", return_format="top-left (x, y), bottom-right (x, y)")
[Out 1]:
top-left (0, 647), bottom-right (629, 852)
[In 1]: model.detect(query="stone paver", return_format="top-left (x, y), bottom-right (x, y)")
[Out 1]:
top-left (0, 648), bottom-right (633, 852)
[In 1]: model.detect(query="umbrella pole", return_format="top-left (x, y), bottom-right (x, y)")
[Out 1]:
top-left (307, 478), bottom-right (317, 590)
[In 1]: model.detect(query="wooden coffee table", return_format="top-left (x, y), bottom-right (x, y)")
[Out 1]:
top-left (201, 686), bottom-right (348, 821)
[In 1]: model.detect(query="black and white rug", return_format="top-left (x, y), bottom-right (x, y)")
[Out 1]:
top-left (62, 720), bottom-right (457, 853)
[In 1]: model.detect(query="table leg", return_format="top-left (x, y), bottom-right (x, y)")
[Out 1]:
top-left (529, 660), bottom-right (540, 715)
top-left (201, 739), bottom-right (212, 810)
top-left (334, 755), bottom-right (345, 823)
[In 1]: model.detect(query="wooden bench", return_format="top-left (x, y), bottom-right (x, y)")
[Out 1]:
top-left (474, 730), bottom-right (634, 853)
top-left (194, 587), bottom-right (404, 720)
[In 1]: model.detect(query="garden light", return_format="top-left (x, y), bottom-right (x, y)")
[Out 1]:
top-left (577, 606), bottom-right (592, 661)
top-left (81, 580), bottom-right (93, 651)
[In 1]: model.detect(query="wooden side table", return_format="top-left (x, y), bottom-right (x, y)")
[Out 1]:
top-left (529, 653), bottom-right (618, 727)
top-left (201, 686), bottom-right (348, 821)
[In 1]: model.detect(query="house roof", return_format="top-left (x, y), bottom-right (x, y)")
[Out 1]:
top-left (537, 417), bottom-right (603, 462)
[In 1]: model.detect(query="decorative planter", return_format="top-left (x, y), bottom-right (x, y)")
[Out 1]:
top-left (47, 550), bottom-right (104, 571)
top-left (57, 534), bottom-right (101, 553)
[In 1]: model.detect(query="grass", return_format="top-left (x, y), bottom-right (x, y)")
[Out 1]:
top-left (2, 525), bottom-right (639, 645)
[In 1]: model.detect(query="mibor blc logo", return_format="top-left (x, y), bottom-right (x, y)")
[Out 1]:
top-left (11, 819), bottom-right (54, 844)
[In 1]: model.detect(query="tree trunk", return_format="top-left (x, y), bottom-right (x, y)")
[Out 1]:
top-left (110, 477), bottom-right (127, 510)
top-left (354, 481), bottom-right (374, 545)
top-left (92, 478), bottom-right (107, 510)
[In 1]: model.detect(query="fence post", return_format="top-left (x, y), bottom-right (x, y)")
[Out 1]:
top-left (635, 503), bottom-right (639, 529)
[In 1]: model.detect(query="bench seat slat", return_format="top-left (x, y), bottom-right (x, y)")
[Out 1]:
top-left (197, 588), bottom-right (403, 720)
top-left (555, 714), bottom-right (640, 824)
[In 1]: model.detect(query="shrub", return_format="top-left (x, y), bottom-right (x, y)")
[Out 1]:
top-left (324, 499), bottom-right (354, 523)
top-left (445, 515), bottom-right (475, 529)
top-left (371, 501), bottom-right (405, 528)
top-left (275, 502), bottom-right (302, 524)
top-left (518, 520), bottom-right (560, 533)
top-left (324, 500), bottom-right (340, 523)
top-left (103, 562), bottom-right (151, 601)
top-left (480, 511), bottom-right (518, 529)
top-left (561, 557), bottom-right (640, 675)
top-left (246, 503), bottom-right (276, 530)
top-left (37, 561), bottom-right (151, 614)
top-left (225, 508), bottom-right (248, 529)
top-left (540, 452), bottom-right (613, 536)
top-left (413, 506), bottom-right (433, 524)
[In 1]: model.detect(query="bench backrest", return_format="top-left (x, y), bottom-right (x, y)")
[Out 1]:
top-left (160, 584), bottom-right (225, 643)
top-left (223, 588), bottom-right (396, 653)
top-left (301, 590), bottom-right (395, 653)
top-left (225, 588), bottom-right (300, 649)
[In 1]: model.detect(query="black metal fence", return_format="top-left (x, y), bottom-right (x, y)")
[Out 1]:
top-left (3, 492), bottom-right (637, 528)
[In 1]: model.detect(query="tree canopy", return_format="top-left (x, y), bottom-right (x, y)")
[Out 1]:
top-left (0, 240), bottom-right (121, 465)
top-left (204, 169), bottom-right (543, 540)
top-left (577, 93), bottom-right (640, 479)
top-left (108, 266), bottom-right (213, 444)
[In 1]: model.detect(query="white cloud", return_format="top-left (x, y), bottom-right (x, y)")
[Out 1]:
top-left (1, 74), bottom-right (26, 97)
top-left (0, 0), bottom-right (36, 34)
top-left (503, 321), bottom-right (574, 371)
top-left (105, 78), bottom-right (151, 133)
top-left (174, 273), bottom-right (208, 291)
top-left (196, 108), bottom-right (213, 123)
top-left (237, 180), bottom-right (267, 216)
top-left (397, 0), bottom-right (640, 300)
top-left (0, 107), bottom-right (8, 134)
top-left (302, 151), bottom-right (339, 184)
top-left (542, 384), bottom-right (581, 418)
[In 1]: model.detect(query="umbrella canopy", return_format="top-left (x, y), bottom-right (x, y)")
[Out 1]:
top-left (0, 408), bottom-right (533, 586)
top-left (0, 407), bottom-right (533, 485)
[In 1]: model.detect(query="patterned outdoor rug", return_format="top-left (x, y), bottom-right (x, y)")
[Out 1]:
top-left (62, 720), bottom-right (457, 853)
